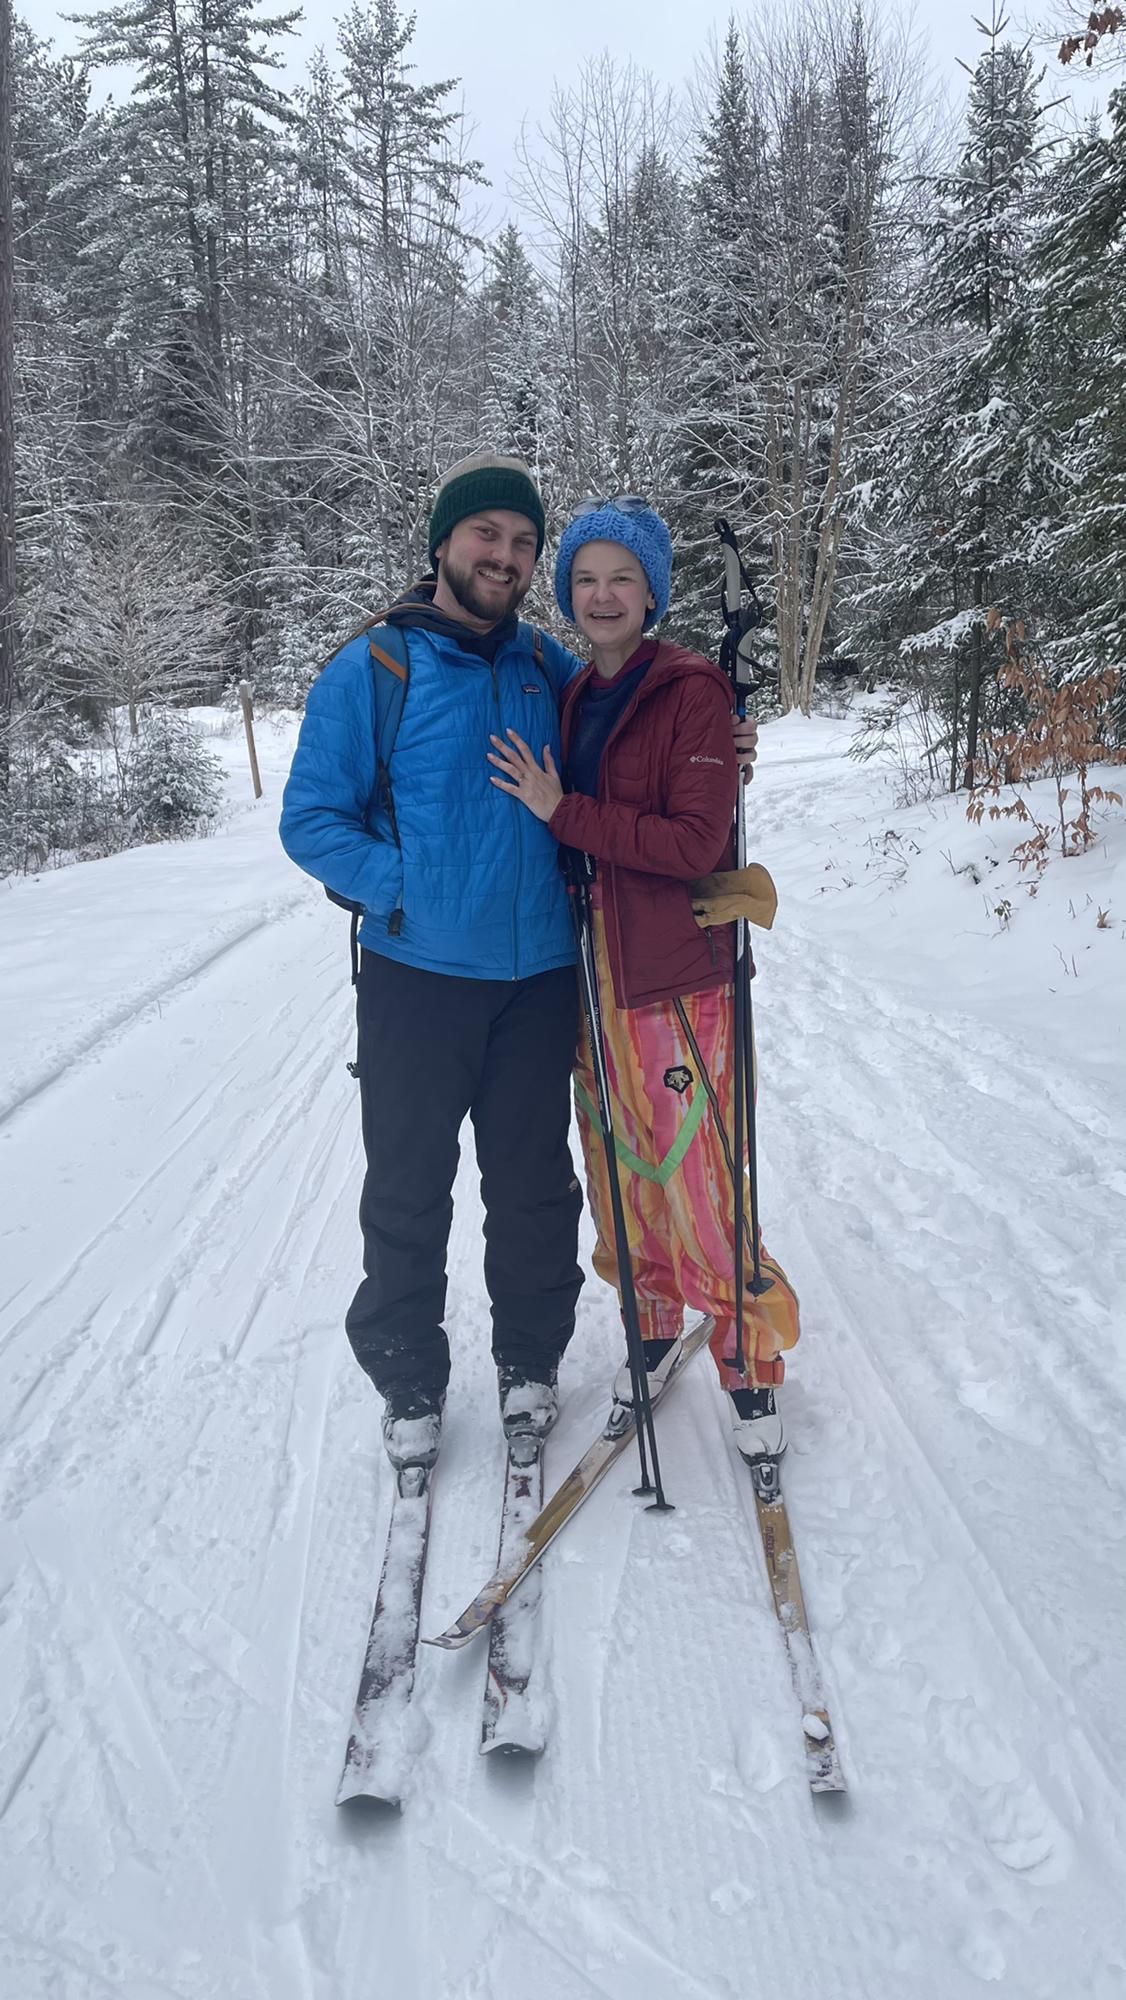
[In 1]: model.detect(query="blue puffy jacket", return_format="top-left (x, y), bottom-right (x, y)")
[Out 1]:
top-left (280, 619), bottom-right (584, 981)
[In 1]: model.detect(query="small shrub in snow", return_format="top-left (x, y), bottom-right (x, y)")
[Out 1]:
top-left (246, 623), bottom-right (322, 709)
top-left (849, 686), bottom-right (950, 807)
top-left (0, 705), bottom-right (224, 875)
top-left (0, 708), bottom-right (94, 873)
top-left (967, 614), bottom-right (1126, 868)
top-left (121, 710), bottom-right (224, 842)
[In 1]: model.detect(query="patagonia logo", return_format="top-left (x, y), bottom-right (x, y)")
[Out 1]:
top-left (690, 754), bottom-right (724, 766)
top-left (522, 682), bottom-right (543, 695)
top-left (663, 1064), bottom-right (693, 1094)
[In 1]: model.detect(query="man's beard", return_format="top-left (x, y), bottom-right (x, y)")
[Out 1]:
top-left (440, 549), bottom-right (529, 625)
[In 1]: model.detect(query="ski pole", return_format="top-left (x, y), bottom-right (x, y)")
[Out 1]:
top-left (569, 856), bottom-right (672, 1512)
top-left (714, 520), bottom-right (774, 1376)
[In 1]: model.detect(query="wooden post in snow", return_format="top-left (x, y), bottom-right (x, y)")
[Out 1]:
top-left (238, 680), bottom-right (262, 799)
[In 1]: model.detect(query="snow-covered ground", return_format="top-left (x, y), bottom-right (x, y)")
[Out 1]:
top-left (2, 704), bottom-right (1124, 2000)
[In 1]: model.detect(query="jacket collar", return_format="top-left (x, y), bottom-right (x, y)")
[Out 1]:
top-left (386, 579), bottom-right (520, 665)
top-left (588, 639), bottom-right (658, 685)
top-left (569, 638), bottom-right (731, 706)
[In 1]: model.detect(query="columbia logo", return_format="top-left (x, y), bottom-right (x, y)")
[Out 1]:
top-left (690, 754), bottom-right (724, 766)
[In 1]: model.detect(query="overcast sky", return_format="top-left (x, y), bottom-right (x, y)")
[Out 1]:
top-left (17, 0), bottom-right (1107, 230)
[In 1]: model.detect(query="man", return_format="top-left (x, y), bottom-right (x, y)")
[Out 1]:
top-left (280, 451), bottom-right (757, 1475)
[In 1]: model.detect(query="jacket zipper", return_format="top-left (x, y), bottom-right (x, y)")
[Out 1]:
top-left (565, 657), bottom-right (727, 1008)
top-left (492, 662), bottom-right (522, 979)
top-left (592, 670), bottom-right (661, 1009)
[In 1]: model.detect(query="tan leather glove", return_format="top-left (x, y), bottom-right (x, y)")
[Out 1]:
top-left (691, 864), bottom-right (778, 932)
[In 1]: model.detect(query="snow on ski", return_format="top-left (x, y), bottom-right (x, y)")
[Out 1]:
top-left (426, 1317), bottom-right (715, 1651)
top-left (481, 1434), bottom-right (546, 1755)
top-left (336, 1463), bottom-right (434, 1809)
top-left (731, 1420), bottom-right (846, 1795)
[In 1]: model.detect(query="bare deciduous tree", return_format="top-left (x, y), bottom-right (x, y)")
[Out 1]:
top-left (515, 59), bottom-right (685, 508)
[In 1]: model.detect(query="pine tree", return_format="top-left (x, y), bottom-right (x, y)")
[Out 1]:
top-left (844, 12), bottom-right (1059, 783)
top-left (1, 0), bottom-right (16, 765)
top-left (332, 0), bottom-right (483, 586)
top-left (7, 23), bottom-right (104, 704)
top-left (1034, 88), bottom-right (1126, 688)
top-left (679, 9), bottom-right (907, 710)
top-left (669, 23), bottom-right (769, 652)
top-left (474, 225), bottom-right (553, 470)
top-left (67, 0), bottom-right (300, 453)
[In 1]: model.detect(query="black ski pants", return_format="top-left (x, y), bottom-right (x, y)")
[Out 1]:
top-left (345, 950), bottom-right (584, 1406)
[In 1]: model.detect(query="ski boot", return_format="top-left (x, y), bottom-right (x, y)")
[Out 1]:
top-left (497, 1365), bottom-right (559, 1466)
top-left (381, 1389), bottom-right (445, 1491)
top-left (606, 1335), bottom-right (684, 1438)
top-left (728, 1386), bottom-right (786, 1502)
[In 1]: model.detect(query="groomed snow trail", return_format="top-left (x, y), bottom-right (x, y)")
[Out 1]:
top-left (2, 710), bottom-right (1123, 2000)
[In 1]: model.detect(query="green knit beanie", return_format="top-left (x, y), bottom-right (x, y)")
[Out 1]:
top-left (428, 450), bottom-right (546, 565)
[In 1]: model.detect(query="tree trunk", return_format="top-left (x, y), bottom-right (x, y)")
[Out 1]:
top-left (963, 556), bottom-right (986, 788)
top-left (0, 0), bottom-right (15, 780)
top-left (166, 0), bottom-right (211, 358)
top-left (0, 0), bottom-right (16, 779)
top-left (198, 0), bottom-right (225, 381)
top-left (799, 351), bottom-right (859, 712)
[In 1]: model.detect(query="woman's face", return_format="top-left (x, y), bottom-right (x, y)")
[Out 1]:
top-left (569, 541), bottom-right (655, 654)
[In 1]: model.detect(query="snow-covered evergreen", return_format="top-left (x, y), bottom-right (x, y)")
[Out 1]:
top-left (2, 0), bottom-right (1124, 870)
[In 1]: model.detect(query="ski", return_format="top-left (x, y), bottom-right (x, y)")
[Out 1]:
top-left (425, 1316), bottom-right (714, 1651)
top-left (335, 1462), bottom-right (434, 1809)
top-left (481, 1433), bottom-right (546, 1755)
top-left (733, 1428), bottom-right (846, 1795)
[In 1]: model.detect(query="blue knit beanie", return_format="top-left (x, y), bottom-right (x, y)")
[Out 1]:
top-left (554, 501), bottom-right (673, 628)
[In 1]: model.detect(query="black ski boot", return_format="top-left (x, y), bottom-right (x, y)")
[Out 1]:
top-left (381, 1389), bottom-right (445, 1473)
top-left (496, 1363), bottom-right (559, 1448)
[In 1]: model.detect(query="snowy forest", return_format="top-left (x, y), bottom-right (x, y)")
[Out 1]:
top-left (4, 10), bottom-right (1126, 1990)
top-left (1, 0), bottom-right (1124, 871)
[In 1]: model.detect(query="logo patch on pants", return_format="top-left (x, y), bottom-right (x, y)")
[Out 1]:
top-left (663, 1064), bottom-right (693, 1094)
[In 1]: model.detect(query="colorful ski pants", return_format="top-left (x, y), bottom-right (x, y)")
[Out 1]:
top-left (573, 913), bottom-right (800, 1390)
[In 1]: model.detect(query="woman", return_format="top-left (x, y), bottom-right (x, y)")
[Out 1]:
top-left (488, 497), bottom-right (800, 1459)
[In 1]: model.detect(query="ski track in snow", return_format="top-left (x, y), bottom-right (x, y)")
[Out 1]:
top-left (2, 715), bottom-right (1125, 2000)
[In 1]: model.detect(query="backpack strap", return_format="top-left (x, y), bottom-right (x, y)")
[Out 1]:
top-left (521, 621), bottom-right (559, 705)
top-left (319, 614), bottom-right (412, 978)
top-left (364, 622), bottom-right (410, 938)
top-left (316, 612), bottom-right (414, 1075)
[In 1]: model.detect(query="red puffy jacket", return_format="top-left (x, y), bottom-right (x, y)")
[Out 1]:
top-left (549, 641), bottom-right (738, 1009)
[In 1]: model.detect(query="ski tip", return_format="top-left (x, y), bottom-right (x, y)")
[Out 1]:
top-left (799, 1706), bottom-right (846, 1794)
top-left (480, 1731), bottom-right (546, 1759)
top-left (805, 1732), bottom-right (848, 1797)
top-left (810, 1767), bottom-right (849, 1798)
top-left (481, 1681), bottom-right (547, 1758)
top-left (421, 1626), bottom-right (481, 1651)
top-left (335, 1776), bottom-right (404, 1813)
top-left (336, 1730), bottom-right (417, 1810)
top-left (425, 1583), bottom-right (510, 1649)
top-left (337, 1789), bottom-right (403, 1815)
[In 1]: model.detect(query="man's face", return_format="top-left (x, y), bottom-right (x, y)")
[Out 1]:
top-left (436, 511), bottom-right (539, 627)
